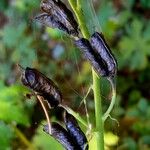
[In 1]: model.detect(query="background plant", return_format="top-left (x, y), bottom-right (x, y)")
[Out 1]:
top-left (0, 0), bottom-right (150, 149)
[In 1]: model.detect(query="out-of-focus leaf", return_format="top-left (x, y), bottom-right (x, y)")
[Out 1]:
top-left (0, 82), bottom-right (30, 126)
top-left (139, 135), bottom-right (150, 145)
top-left (118, 19), bottom-right (150, 70)
top-left (140, 0), bottom-right (150, 8)
top-left (104, 132), bottom-right (119, 146)
top-left (2, 24), bottom-right (26, 48)
top-left (137, 98), bottom-right (148, 113)
top-left (120, 137), bottom-right (137, 150)
top-left (0, 122), bottom-right (13, 150)
top-left (46, 28), bottom-right (63, 39)
top-left (132, 121), bottom-right (150, 135)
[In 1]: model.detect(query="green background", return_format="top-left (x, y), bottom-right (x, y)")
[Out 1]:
top-left (0, 0), bottom-right (150, 149)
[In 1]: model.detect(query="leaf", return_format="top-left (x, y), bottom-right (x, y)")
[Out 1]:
top-left (0, 83), bottom-right (30, 126)
top-left (137, 98), bottom-right (148, 113)
top-left (0, 122), bottom-right (13, 150)
top-left (2, 23), bottom-right (26, 48)
top-left (118, 18), bottom-right (150, 70)
top-left (122, 137), bottom-right (137, 150)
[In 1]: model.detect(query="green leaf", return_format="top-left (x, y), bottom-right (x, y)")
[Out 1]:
top-left (0, 83), bottom-right (30, 126)
top-left (118, 18), bottom-right (150, 70)
top-left (0, 122), bottom-right (13, 150)
top-left (137, 98), bottom-right (148, 113)
top-left (122, 137), bottom-right (137, 150)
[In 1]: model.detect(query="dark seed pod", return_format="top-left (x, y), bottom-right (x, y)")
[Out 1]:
top-left (75, 38), bottom-right (109, 77)
top-left (64, 111), bottom-right (89, 150)
top-left (43, 122), bottom-right (82, 150)
top-left (40, 0), bottom-right (79, 36)
top-left (35, 13), bottom-right (69, 34)
top-left (20, 67), bottom-right (62, 107)
top-left (90, 32), bottom-right (117, 77)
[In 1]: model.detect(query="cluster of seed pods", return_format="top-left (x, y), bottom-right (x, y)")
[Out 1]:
top-left (20, 0), bottom-right (118, 149)
top-left (20, 67), bottom-right (88, 150)
top-left (35, 0), bottom-right (117, 78)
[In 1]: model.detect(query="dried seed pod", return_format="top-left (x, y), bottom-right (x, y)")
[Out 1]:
top-left (40, 0), bottom-right (79, 36)
top-left (35, 13), bottom-right (69, 34)
top-left (64, 111), bottom-right (89, 150)
top-left (90, 32), bottom-right (117, 77)
top-left (44, 122), bottom-right (82, 150)
top-left (20, 67), bottom-right (62, 107)
top-left (75, 38), bottom-right (109, 77)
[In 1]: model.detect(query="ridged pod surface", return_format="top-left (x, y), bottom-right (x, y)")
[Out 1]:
top-left (21, 67), bottom-right (62, 107)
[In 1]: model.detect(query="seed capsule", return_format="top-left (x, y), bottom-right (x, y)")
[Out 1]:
top-left (20, 67), bottom-right (62, 107)
top-left (43, 123), bottom-right (82, 150)
top-left (75, 38), bottom-right (109, 77)
top-left (90, 32), bottom-right (117, 77)
top-left (35, 13), bottom-right (69, 34)
top-left (64, 111), bottom-right (89, 150)
top-left (38, 0), bottom-right (79, 36)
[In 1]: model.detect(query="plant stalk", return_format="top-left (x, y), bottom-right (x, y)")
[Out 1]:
top-left (13, 125), bottom-right (36, 150)
top-left (68, 1), bottom-right (104, 150)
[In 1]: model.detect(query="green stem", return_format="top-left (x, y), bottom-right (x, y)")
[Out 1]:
top-left (68, 1), bottom-right (104, 150)
top-left (13, 125), bottom-right (36, 150)
top-left (92, 70), bottom-right (104, 150)
top-left (61, 105), bottom-right (88, 128)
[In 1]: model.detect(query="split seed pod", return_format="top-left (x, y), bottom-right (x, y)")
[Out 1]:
top-left (75, 38), bottom-right (109, 77)
top-left (35, 13), bottom-right (69, 34)
top-left (64, 111), bottom-right (89, 150)
top-left (20, 67), bottom-right (62, 107)
top-left (90, 32), bottom-right (117, 77)
top-left (44, 123), bottom-right (82, 150)
top-left (35, 0), bottom-right (79, 36)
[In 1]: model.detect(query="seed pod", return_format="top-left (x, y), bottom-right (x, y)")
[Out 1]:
top-left (75, 38), bottom-right (109, 77)
top-left (43, 122), bottom-right (82, 150)
top-left (35, 13), bottom-right (69, 34)
top-left (90, 32), bottom-right (117, 77)
top-left (40, 0), bottom-right (79, 36)
top-left (64, 111), bottom-right (89, 150)
top-left (20, 67), bottom-right (62, 107)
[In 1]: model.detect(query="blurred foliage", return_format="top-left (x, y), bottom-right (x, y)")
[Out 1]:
top-left (0, 0), bottom-right (150, 149)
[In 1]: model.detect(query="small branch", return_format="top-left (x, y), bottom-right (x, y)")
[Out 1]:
top-left (60, 104), bottom-right (88, 128)
top-left (78, 85), bottom-right (92, 108)
top-left (103, 77), bottom-right (116, 122)
top-left (36, 95), bottom-right (51, 134)
top-left (92, 70), bottom-right (104, 150)
top-left (13, 125), bottom-right (36, 150)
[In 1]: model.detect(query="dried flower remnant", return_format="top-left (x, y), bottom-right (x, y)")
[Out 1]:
top-left (44, 123), bottom-right (83, 150)
top-left (75, 38), bottom-right (109, 77)
top-left (20, 67), bottom-right (62, 107)
top-left (64, 111), bottom-right (88, 150)
top-left (90, 32), bottom-right (117, 77)
top-left (35, 13), bottom-right (70, 34)
top-left (35, 0), bottom-right (79, 37)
